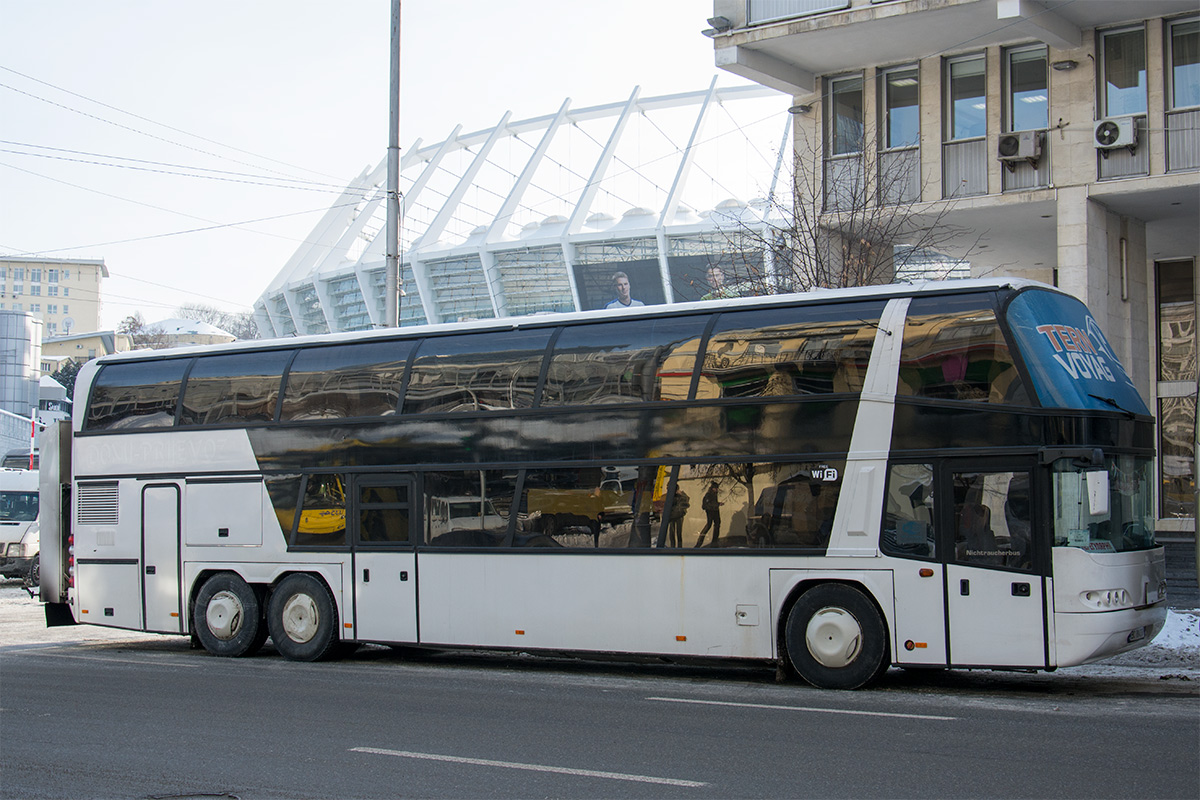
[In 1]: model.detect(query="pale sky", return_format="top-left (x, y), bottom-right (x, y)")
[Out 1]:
top-left (0, 1), bottom-right (754, 330)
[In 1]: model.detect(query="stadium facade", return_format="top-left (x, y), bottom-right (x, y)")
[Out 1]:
top-left (253, 84), bottom-right (809, 336)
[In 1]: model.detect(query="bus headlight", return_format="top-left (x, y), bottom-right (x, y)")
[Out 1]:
top-left (1080, 588), bottom-right (1132, 609)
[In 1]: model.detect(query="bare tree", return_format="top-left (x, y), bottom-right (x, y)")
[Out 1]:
top-left (176, 302), bottom-right (260, 340)
top-left (117, 312), bottom-right (171, 349)
top-left (703, 125), bottom-right (985, 296)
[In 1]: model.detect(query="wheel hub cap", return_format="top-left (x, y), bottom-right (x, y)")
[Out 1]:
top-left (805, 606), bottom-right (863, 668)
top-left (280, 593), bottom-right (319, 643)
top-left (206, 590), bottom-right (244, 641)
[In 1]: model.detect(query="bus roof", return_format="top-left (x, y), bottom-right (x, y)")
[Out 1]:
top-left (95, 278), bottom-right (1054, 365)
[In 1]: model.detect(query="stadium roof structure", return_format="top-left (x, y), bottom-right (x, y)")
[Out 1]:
top-left (254, 82), bottom-right (796, 337)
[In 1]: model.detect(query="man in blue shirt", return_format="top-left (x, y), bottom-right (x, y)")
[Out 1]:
top-left (605, 272), bottom-right (645, 309)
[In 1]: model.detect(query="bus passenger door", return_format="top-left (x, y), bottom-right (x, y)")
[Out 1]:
top-left (351, 475), bottom-right (418, 644)
top-left (142, 484), bottom-right (182, 634)
top-left (943, 463), bottom-right (1047, 668)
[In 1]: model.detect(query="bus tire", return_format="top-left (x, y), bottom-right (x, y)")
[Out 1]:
top-left (784, 583), bottom-right (889, 690)
top-left (267, 573), bottom-right (338, 662)
top-left (193, 573), bottom-right (265, 658)
top-left (26, 554), bottom-right (39, 587)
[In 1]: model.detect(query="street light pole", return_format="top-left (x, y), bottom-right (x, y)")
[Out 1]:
top-left (384, 0), bottom-right (401, 328)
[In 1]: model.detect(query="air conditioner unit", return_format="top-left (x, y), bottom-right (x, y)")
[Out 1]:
top-left (998, 130), bottom-right (1042, 162)
top-left (1094, 116), bottom-right (1137, 149)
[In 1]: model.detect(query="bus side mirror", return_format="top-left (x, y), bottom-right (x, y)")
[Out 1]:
top-left (1086, 471), bottom-right (1110, 517)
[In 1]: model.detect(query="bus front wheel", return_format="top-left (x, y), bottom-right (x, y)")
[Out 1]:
top-left (267, 573), bottom-right (338, 662)
top-left (784, 584), bottom-right (889, 690)
top-left (193, 573), bottom-right (267, 657)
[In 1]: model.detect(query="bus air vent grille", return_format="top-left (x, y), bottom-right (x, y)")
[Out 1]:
top-left (77, 483), bottom-right (119, 525)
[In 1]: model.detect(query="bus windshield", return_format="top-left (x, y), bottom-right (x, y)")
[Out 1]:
top-left (1050, 455), bottom-right (1156, 553)
top-left (0, 491), bottom-right (38, 522)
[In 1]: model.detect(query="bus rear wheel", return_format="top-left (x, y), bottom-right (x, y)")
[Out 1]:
top-left (193, 573), bottom-right (266, 657)
top-left (784, 583), bottom-right (889, 690)
top-left (267, 573), bottom-right (338, 662)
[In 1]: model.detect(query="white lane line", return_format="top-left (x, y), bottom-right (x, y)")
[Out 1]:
top-left (647, 696), bottom-right (956, 721)
top-left (350, 747), bottom-right (708, 788)
top-left (6, 650), bottom-right (200, 668)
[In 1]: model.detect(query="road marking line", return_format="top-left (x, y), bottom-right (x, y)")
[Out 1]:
top-left (647, 696), bottom-right (956, 721)
top-left (350, 747), bottom-right (708, 788)
top-left (7, 651), bottom-right (200, 668)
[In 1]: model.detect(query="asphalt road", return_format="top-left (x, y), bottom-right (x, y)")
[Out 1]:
top-left (2, 632), bottom-right (1198, 800)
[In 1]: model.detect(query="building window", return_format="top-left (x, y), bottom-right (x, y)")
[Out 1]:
top-left (1157, 260), bottom-right (1196, 519)
top-left (13, 303), bottom-right (21, 312)
top-left (1006, 45), bottom-right (1048, 132)
top-left (62, 304), bottom-right (69, 314)
top-left (1100, 26), bottom-right (1147, 116)
top-left (30, 268), bottom-right (42, 283)
top-left (828, 75), bottom-right (864, 155)
top-left (946, 55), bottom-right (986, 140)
top-left (47, 304), bottom-right (57, 315)
top-left (1170, 18), bottom-right (1200, 110)
top-left (62, 288), bottom-right (69, 297)
top-left (48, 269), bottom-right (58, 283)
top-left (30, 285), bottom-right (40, 296)
top-left (62, 270), bottom-right (70, 280)
top-left (30, 304), bottom-right (40, 312)
top-left (48, 286), bottom-right (57, 297)
top-left (12, 268), bottom-right (23, 282)
top-left (47, 322), bottom-right (55, 332)
top-left (882, 66), bottom-right (919, 148)
top-left (13, 285), bottom-right (22, 296)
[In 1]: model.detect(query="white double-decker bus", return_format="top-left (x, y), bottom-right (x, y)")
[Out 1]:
top-left (39, 279), bottom-right (1167, 688)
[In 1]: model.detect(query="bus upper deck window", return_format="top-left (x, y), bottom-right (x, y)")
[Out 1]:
top-left (281, 340), bottom-right (412, 421)
top-left (85, 358), bottom-right (190, 431)
top-left (898, 295), bottom-right (1030, 405)
top-left (543, 317), bottom-right (706, 406)
top-left (179, 350), bottom-right (291, 427)
top-left (697, 302), bottom-right (884, 399)
top-left (404, 329), bottom-right (552, 414)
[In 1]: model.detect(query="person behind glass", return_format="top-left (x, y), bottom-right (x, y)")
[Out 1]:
top-left (694, 481), bottom-right (722, 547)
top-left (605, 271), bottom-right (645, 309)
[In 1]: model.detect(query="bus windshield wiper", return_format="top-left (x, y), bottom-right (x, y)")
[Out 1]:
top-left (1088, 393), bottom-right (1135, 418)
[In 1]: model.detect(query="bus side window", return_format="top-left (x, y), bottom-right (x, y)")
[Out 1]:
top-left (881, 464), bottom-right (935, 559)
top-left (542, 317), bottom-right (707, 406)
top-left (265, 474), bottom-right (303, 543)
top-left (897, 295), bottom-right (1030, 405)
top-left (292, 474), bottom-right (348, 547)
top-left (405, 329), bottom-right (552, 414)
top-left (84, 358), bottom-right (190, 431)
top-left (179, 350), bottom-right (292, 426)
top-left (424, 470), bottom-right (516, 547)
top-left (281, 340), bottom-right (412, 421)
top-left (697, 302), bottom-right (884, 400)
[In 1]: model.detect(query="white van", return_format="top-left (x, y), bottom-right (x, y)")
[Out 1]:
top-left (0, 468), bottom-right (39, 585)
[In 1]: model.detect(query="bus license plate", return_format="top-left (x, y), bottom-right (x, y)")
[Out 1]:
top-left (1126, 626), bottom-right (1146, 643)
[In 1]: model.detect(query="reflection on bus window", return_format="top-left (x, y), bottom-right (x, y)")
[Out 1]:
top-left (697, 303), bottom-right (882, 399)
top-left (670, 462), bottom-right (841, 551)
top-left (265, 474), bottom-right (302, 543)
top-left (543, 317), bottom-right (706, 406)
top-left (881, 464), bottom-right (935, 559)
top-left (1051, 455), bottom-right (1155, 554)
top-left (406, 330), bottom-right (551, 414)
top-left (898, 296), bottom-right (1029, 404)
top-left (293, 474), bottom-right (347, 546)
top-left (358, 483), bottom-right (411, 544)
top-left (281, 340), bottom-right (411, 421)
top-left (180, 351), bottom-right (291, 426)
top-left (520, 466), bottom-right (635, 548)
top-left (85, 359), bottom-right (190, 431)
top-left (424, 470), bottom-right (522, 547)
top-left (951, 470), bottom-right (1032, 570)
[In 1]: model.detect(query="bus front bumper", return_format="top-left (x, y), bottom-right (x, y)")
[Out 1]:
top-left (1054, 602), bottom-right (1169, 666)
